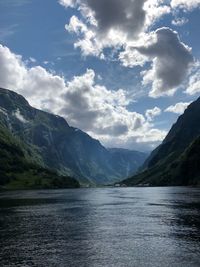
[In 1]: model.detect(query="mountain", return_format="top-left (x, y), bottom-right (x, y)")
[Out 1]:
top-left (0, 88), bottom-right (147, 185)
top-left (108, 148), bottom-right (148, 178)
top-left (122, 97), bottom-right (200, 186)
top-left (0, 123), bottom-right (79, 190)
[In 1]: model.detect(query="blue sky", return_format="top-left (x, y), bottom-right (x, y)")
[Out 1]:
top-left (0, 0), bottom-right (200, 151)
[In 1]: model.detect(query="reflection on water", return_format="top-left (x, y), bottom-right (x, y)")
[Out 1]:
top-left (0, 187), bottom-right (200, 267)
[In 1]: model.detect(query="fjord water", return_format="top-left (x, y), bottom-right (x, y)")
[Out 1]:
top-left (0, 188), bottom-right (200, 267)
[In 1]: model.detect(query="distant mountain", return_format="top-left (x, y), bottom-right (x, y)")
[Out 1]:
top-left (122, 97), bottom-right (200, 186)
top-left (108, 148), bottom-right (148, 178)
top-left (0, 88), bottom-right (147, 186)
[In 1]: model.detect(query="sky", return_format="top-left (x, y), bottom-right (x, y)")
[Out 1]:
top-left (0, 0), bottom-right (200, 152)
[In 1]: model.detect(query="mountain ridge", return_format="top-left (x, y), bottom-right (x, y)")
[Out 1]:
top-left (121, 96), bottom-right (200, 186)
top-left (0, 87), bottom-right (147, 185)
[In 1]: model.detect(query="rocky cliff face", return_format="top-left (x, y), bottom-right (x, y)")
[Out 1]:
top-left (0, 88), bottom-right (147, 185)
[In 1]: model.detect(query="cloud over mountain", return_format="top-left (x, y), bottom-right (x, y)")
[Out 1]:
top-left (0, 44), bottom-right (166, 150)
top-left (185, 63), bottom-right (200, 95)
top-left (165, 102), bottom-right (191, 114)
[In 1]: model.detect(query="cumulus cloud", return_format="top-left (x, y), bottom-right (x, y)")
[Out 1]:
top-left (145, 107), bottom-right (161, 121)
top-left (120, 28), bottom-right (193, 97)
top-left (59, 0), bottom-right (76, 8)
top-left (0, 44), bottom-right (166, 150)
top-left (61, 0), bottom-right (170, 58)
top-left (84, 0), bottom-right (147, 38)
top-left (58, 69), bottom-right (137, 134)
top-left (136, 28), bottom-right (193, 97)
top-left (93, 128), bottom-right (167, 151)
top-left (64, 0), bottom-right (147, 37)
top-left (61, 0), bottom-right (200, 64)
top-left (59, 0), bottom-right (196, 99)
top-left (185, 64), bottom-right (200, 95)
top-left (136, 128), bottom-right (166, 145)
top-left (119, 44), bottom-right (148, 68)
top-left (171, 0), bottom-right (200, 10)
top-left (172, 17), bottom-right (188, 26)
top-left (144, 0), bottom-right (171, 27)
top-left (0, 44), bottom-right (66, 110)
top-left (165, 102), bottom-right (191, 114)
top-left (65, 15), bottom-right (105, 58)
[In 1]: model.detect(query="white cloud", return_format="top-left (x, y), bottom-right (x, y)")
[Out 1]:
top-left (65, 15), bottom-right (105, 58)
top-left (62, 0), bottom-right (170, 58)
top-left (13, 108), bottom-right (29, 123)
top-left (0, 44), bottom-right (66, 110)
top-left (84, 0), bottom-right (147, 38)
top-left (185, 64), bottom-right (200, 95)
top-left (117, 27), bottom-right (194, 97)
top-left (145, 107), bottom-right (161, 121)
top-left (119, 46), bottom-right (148, 67)
top-left (64, 0), bottom-right (146, 38)
top-left (60, 0), bottom-right (200, 66)
top-left (144, 0), bottom-right (171, 27)
top-left (118, 31), bottom-right (157, 67)
top-left (60, 0), bottom-right (196, 99)
top-left (165, 102), bottom-right (191, 114)
top-left (136, 128), bottom-right (166, 144)
top-left (136, 28), bottom-right (194, 97)
top-left (58, 69), bottom-right (135, 133)
top-left (93, 128), bottom-right (167, 151)
top-left (29, 57), bottom-right (36, 63)
top-left (171, 0), bottom-right (200, 10)
top-left (0, 43), bottom-right (166, 150)
top-left (58, 0), bottom-right (77, 8)
top-left (0, 45), bottom-right (27, 90)
top-left (172, 17), bottom-right (188, 26)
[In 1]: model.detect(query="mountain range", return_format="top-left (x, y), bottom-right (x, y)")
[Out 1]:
top-left (122, 96), bottom-right (200, 186)
top-left (0, 88), bottom-right (147, 188)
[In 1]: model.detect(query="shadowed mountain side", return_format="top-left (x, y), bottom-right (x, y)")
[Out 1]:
top-left (0, 88), bottom-right (147, 185)
top-left (0, 124), bottom-right (80, 189)
top-left (121, 96), bottom-right (200, 187)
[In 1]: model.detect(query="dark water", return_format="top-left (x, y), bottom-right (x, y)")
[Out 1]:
top-left (0, 187), bottom-right (200, 267)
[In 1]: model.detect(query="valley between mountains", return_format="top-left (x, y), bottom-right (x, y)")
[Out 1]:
top-left (0, 87), bottom-right (147, 189)
top-left (0, 87), bottom-right (200, 189)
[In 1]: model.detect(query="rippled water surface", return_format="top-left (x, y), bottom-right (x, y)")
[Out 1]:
top-left (0, 187), bottom-right (200, 267)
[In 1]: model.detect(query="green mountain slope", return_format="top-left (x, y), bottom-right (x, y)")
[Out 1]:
top-left (0, 124), bottom-right (79, 190)
top-left (144, 97), bottom-right (200, 170)
top-left (0, 88), bottom-right (147, 185)
top-left (122, 136), bottom-right (200, 186)
top-left (122, 97), bottom-right (200, 187)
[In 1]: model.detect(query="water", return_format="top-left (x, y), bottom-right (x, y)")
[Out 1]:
top-left (0, 187), bottom-right (200, 267)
